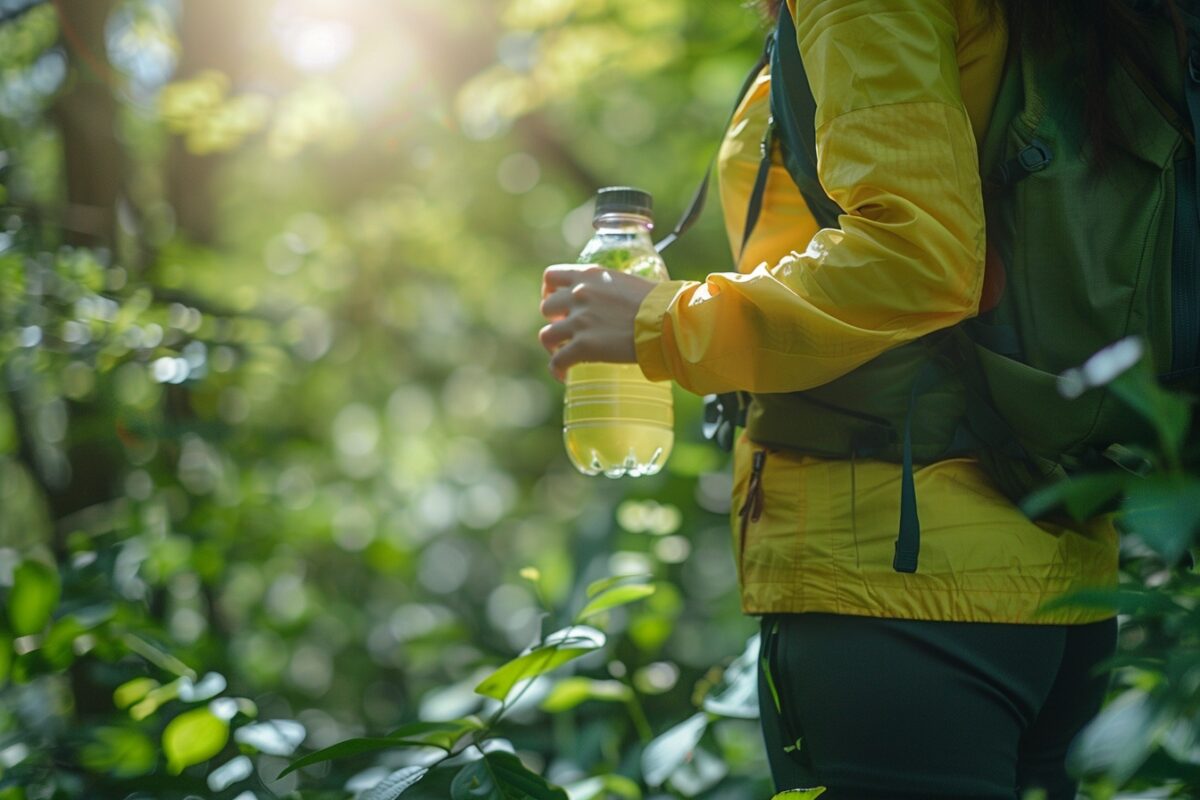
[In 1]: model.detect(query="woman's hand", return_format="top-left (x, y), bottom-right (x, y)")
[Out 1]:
top-left (538, 264), bottom-right (655, 381)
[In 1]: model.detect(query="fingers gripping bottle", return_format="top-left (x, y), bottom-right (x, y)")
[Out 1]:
top-left (564, 187), bottom-right (674, 478)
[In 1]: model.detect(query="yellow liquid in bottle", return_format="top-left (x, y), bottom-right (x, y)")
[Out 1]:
top-left (563, 362), bottom-right (674, 478)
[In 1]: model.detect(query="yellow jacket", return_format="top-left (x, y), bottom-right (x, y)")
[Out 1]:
top-left (633, 0), bottom-right (1118, 624)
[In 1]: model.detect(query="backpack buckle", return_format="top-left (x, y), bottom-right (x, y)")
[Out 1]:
top-left (1017, 140), bottom-right (1053, 173)
top-left (761, 117), bottom-right (776, 159)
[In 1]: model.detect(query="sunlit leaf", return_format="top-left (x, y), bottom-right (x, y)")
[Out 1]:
top-left (346, 767), bottom-right (392, 792)
top-left (772, 790), bottom-right (827, 800)
top-left (234, 719), bottom-right (306, 756)
top-left (8, 560), bottom-right (61, 636)
top-left (474, 627), bottom-right (605, 701)
top-left (361, 766), bottom-right (429, 800)
top-left (540, 677), bottom-right (631, 712)
top-left (586, 574), bottom-right (651, 599)
top-left (208, 755), bottom-right (254, 791)
top-left (475, 648), bottom-right (591, 702)
top-left (576, 584), bottom-right (656, 621)
top-left (79, 726), bottom-right (156, 778)
top-left (564, 774), bottom-right (642, 800)
top-left (702, 634), bottom-right (760, 720)
top-left (279, 719), bottom-right (482, 778)
top-left (1068, 689), bottom-right (1163, 783)
top-left (667, 745), bottom-right (726, 797)
top-left (130, 680), bottom-right (182, 721)
top-left (642, 713), bottom-right (709, 787)
top-left (163, 707), bottom-right (229, 773)
top-left (178, 671), bottom-right (227, 701)
top-left (450, 751), bottom-right (568, 800)
top-left (114, 677), bottom-right (160, 710)
top-left (210, 697), bottom-right (239, 721)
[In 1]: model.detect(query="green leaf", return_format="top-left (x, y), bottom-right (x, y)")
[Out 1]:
top-left (563, 774), bottom-right (642, 800)
top-left (586, 574), bottom-right (651, 599)
top-left (279, 738), bottom-right (403, 778)
top-left (1037, 586), bottom-right (1181, 617)
top-left (666, 746), bottom-right (727, 796)
top-left (540, 677), bottom-right (631, 712)
top-left (576, 584), bottom-right (656, 621)
top-left (1120, 476), bottom-right (1200, 564)
top-left (207, 755), bottom-right (254, 791)
top-left (130, 679), bottom-right (182, 721)
top-left (772, 790), bottom-right (827, 799)
top-left (1019, 472), bottom-right (1130, 522)
top-left (0, 631), bottom-right (12, 688)
top-left (233, 719), bottom-right (306, 756)
top-left (362, 766), bottom-right (429, 800)
top-left (384, 718), bottom-right (486, 750)
top-left (475, 648), bottom-right (591, 702)
top-left (278, 719), bottom-right (482, 778)
top-left (162, 707), bottom-right (229, 773)
top-left (42, 616), bottom-right (86, 669)
top-left (474, 627), bottom-right (605, 701)
top-left (8, 560), bottom-right (61, 636)
top-left (114, 677), bottom-right (160, 710)
top-left (1109, 360), bottom-right (1192, 462)
top-left (601, 775), bottom-right (641, 799)
top-left (1067, 689), bottom-right (1164, 783)
top-left (79, 726), bottom-right (157, 779)
top-left (450, 751), bottom-right (568, 800)
top-left (642, 713), bottom-right (709, 787)
top-left (702, 634), bottom-right (760, 720)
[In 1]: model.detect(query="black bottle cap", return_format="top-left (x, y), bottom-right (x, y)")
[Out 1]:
top-left (594, 186), bottom-right (653, 221)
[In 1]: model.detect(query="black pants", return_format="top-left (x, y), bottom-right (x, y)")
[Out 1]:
top-left (758, 613), bottom-right (1118, 800)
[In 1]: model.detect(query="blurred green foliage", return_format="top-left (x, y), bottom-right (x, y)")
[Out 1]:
top-left (0, 0), bottom-right (772, 797)
top-left (1, 1), bottom-right (1198, 799)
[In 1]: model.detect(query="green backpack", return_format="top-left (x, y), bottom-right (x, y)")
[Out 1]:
top-left (661, 2), bottom-right (1200, 573)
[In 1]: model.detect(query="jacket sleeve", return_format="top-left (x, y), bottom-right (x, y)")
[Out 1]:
top-left (634, 0), bottom-right (986, 395)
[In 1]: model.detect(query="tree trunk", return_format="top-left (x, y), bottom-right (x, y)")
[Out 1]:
top-left (51, 0), bottom-right (121, 248)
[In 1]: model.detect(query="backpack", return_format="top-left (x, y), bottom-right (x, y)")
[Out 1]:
top-left (659, 1), bottom-right (1200, 573)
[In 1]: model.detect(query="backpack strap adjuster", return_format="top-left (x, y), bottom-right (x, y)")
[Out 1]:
top-left (986, 139), bottom-right (1053, 195)
top-left (1016, 140), bottom-right (1053, 172)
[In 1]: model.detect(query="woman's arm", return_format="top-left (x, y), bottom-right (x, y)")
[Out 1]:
top-left (630, 0), bottom-right (987, 395)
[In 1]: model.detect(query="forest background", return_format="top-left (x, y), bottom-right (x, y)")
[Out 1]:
top-left (1, 1), bottom-right (1197, 799)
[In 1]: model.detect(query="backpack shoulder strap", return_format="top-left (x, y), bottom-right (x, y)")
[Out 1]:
top-left (655, 35), bottom-right (774, 254)
top-left (767, 6), bottom-right (844, 231)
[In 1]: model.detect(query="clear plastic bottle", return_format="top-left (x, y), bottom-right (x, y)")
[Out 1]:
top-left (563, 187), bottom-right (674, 478)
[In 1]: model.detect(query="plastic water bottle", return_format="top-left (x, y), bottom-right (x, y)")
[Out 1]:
top-left (563, 187), bottom-right (674, 477)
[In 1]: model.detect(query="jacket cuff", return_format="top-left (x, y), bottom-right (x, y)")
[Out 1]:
top-left (634, 279), bottom-right (691, 382)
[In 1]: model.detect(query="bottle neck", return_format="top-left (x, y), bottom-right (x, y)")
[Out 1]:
top-left (593, 213), bottom-right (654, 235)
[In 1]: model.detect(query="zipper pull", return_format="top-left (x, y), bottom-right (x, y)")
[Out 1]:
top-left (739, 450), bottom-right (767, 531)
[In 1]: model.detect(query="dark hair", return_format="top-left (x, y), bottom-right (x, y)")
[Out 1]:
top-left (750, 0), bottom-right (783, 25)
